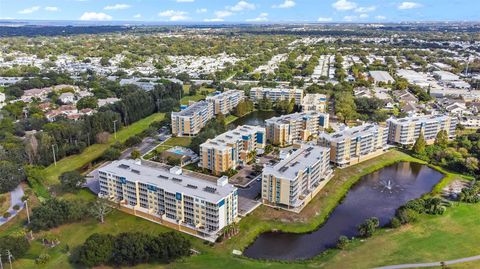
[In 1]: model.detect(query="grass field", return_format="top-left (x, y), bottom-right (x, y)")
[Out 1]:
top-left (4, 149), bottom-right (479, 269)
top-left (225, 114), bottom-right (238, 125)
top-left (0, 193), bottom-right (10, 213)
top-left (180, 85), bottom-right (216, 105)
top-left (42, 113), bottom-right (165, 186)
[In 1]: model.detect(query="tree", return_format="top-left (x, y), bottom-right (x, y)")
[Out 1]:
top-left (357, 217), bottom-right (380, 238)
top-left (0, 236), bottom-right (30, 258)
top-left (103, 147), bottom-right (121, 161)
top-left (335, 92), bottom-right (357, 123)
top-left (336, 235), bottom-right (350, 249)
top-left (435, 130), bottom-right (448, 148)
top-left (125, 135), bottom-right (142, 147)
top-left (30, 199), bottom-right (88, 231)
top-left (77, 96), bottom-right (98, 110)
top-left (60, 171), bottom-right (86, 192)
top-left (131, 149), bottom-right (141, 160)
top-left (0, 161), bottom-right (25, 194)
top-left (413, 132), bottom-right (426, 155)
top-left (76, 233), bottom-right (115, 267)
top-left (90, 198), bottom-right (113, 224)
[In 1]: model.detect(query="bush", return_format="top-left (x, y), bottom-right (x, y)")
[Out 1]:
top-left (357, 217), bottom-right (380, 238)
top-left (102, 147), bottom-right (122, 161)
top-left (125, 135), bottom-right (142, 147)
top-left (336, 235), bottom-right (350, 249)
top-left (3, 212), bottom-right (11, 218)
top-left (396, 208), bottom-right (419, 224)
top-left (0, 236), bottom-right (30, 258)
top-left (35, 253), bottom-right (51, 265)
top-left (30, 199), bottom-right (88, 231)
top-left (390, 217), bottom-right (402, 228)
top-left (60, 171), bottom-right (86, 193)
top-left (13, 204), bottom-right (20, 210)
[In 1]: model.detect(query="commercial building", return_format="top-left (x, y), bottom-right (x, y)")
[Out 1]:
top-left (369, 71), bottom-right (395, 84)
top-left (261, 143), bottom-right (333, 212)
top-left (319, 124), bottom-right (388, 167)
top-left (387, 114), bottom-right (457, 146)
top-left (171, 101), bottom-right (214, 136)
top-left (98, 159), bottom-right (238, 241)
top-left (206, 90), bottom-right (245, 115)
top-left (301, 93), bottom-right (327, 112)
top-left (199, 125), bottom-right (266, 175)
top-left (250, 87), bottom-right (304, 105)
top-left (265, 111), bottom-right (329, 146)
top-left (461, 116), bottom-right (480, 128)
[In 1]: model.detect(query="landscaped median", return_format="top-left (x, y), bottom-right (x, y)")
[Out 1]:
top-left (42, 112), bottom-right (165, 186)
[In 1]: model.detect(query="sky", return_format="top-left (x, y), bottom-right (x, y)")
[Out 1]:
top-left (0, 0), bottom-right (479, 23)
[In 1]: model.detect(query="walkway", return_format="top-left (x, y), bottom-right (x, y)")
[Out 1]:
top-left (0, 185), bottom-right (25, 226)
top-left (374, 254), bottom-right (480, 269)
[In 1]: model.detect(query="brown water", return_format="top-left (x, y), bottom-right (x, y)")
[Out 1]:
top-left (243, 162), bottom-right (443, 260)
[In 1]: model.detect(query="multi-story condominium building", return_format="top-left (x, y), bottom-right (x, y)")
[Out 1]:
top-left (98, 159), bottom-right (238, 241)
top-left (250, 87), bottom-right (304, 105)
top-left (206, 90), bottom-right (245, 115)
top-left (319, 124), bottom-right (388, 167)
top-left (301, 93), bottom-right (327, 112)
top-left (387, 114), bottom-right (457, 145)
top-left (261, 143), bottom-right (333, 212)
top-left (171, 101), bottom-right (214, 136)
top-left (265, 111), bottom-right (329, 146)
top-left (199, 125), bottom-right (266, 175)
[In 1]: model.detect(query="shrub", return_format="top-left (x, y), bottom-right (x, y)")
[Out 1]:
top-left (35, 253), bottom-right (51, 265)
top-left (13, 204), bottom-right (20, 211)
top-left (125, 135), bottom-right (142, 147)
top-left (3, 212), bottom-right (11, 218)
top-left (336, 235), bottom-right (350, 249)
top-left (60, 171), bottom-right (86, 193)
top-left (396, 208), bottom-right (419, 224)
top-left (390, 217), bottom-right (402, 228)
top-left (30, 199), bottom-right (88, 231)
top-left (0, 236), bottom-right (30, 258)
top-left (357, 217), bottom-right (380, 238)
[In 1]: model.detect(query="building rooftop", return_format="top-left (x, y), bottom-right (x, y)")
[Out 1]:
top-left (265, 111), bottom-right (328, 125)
top-left (205, 89), bottom-right (243, 101)
top-left (387, 114), bottom-right (451, 125)
top-left (369, 70), bottom-right (395, 82)
top-left (302, 93), bottom-right (327, 105)
top-left (100, 159), bottom-right (236, 204)
top-left (173, 100), bottom-right (211, 117)
top-left (263, 144), bottom-right (328, 180)
top-left (251, 87), bottom-right (303, 94)
top-left (320, 124), bottom-right (382, 143)
top-left (201, 125), bottom-right (265, 151)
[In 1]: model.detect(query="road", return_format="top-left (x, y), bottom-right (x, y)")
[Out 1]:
top-left (374, 255), bottom-right (480, 269)
top-left (0, 185), bottom-right (24, 226)
top-left (120, 137), bottom-right (158, 159)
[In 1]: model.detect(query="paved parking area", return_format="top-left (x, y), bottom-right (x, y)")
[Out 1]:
top-left (236, 178), bottom-right (262, 216)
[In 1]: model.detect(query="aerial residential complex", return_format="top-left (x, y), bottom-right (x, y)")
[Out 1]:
top-left (387, 114), bottom-right (457, 145)
top-left (261, 143), bottom-right (333, 211)
top-left (265, 111), bottom-right (329, 146)
top-left (249, 87), bottom-right (304, 105)
top-left (319, 124), bottom-right (389, 167)
top-left (171, 101), bottom-right (214, 136)
top-left (206, 89), bottom-right (245, 115)
top-left (199, 125), bottom-right (266, 175)
top-left (301, 93), bottom-right (327, 112)
top-left (98, 159), bottom-right (238, 241)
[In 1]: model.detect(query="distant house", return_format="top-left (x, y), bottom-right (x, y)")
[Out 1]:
top-left (98, 97), bottom-right (120, 107)
top-left (369, 71), bottom-right (395, 85)
top-left (0, 92), bottom-right (5, 109)
top-left (59, 92), bottom-right (75, 104)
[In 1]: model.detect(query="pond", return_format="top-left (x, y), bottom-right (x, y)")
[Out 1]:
top-left (243, 162), bottom-right (444, 260)
top-left (230, 110), bottom-right (280, 127)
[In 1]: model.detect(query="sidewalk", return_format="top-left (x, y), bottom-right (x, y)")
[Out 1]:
top-left (0, 185), bottom-right (25, 226)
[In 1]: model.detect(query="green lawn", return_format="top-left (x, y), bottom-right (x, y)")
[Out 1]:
top-left (42, 113), bottom-right (165, 186)
top-left (225, 114), bottom-right (238, 125)
top-left (163, 136), bottom-right (192, 147)
top-left (180, 86), bottom-right (216, 105)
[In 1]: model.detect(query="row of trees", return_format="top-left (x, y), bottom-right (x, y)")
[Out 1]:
top-left (74, 232), bottom-right (191, 267)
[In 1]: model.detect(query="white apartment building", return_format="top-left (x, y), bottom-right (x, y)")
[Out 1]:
top-left (265, 111), bottom-right (329, 146)
top-left (98, 159), bottom-right (238, 241)
top-left (205, 90), bottom-right (245, 115)
top-left (250, 87), bottom-right (304, 105)
top-left (319, 124), bottom-right (388, 167)
top-left (387, 114), bottom-right (457, 145)
top-left (301, 93), bottom-right (327, 112)
top-left (171, 101), bottom-right (214, 136)
top-left (261, 143), bottom-right (333, 212)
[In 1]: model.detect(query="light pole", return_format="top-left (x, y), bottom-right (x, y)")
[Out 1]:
top-left (52, 144), bottom-right (58, 166)
top-left (24, 199), bottom-right (30, 224)
top-left (113, 120), bottom-right (118, 139)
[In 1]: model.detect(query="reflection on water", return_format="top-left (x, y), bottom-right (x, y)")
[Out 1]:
top-left (230, 110), bottom-right (280, 127)
top-left (243, 162), bottom-right (444, 260)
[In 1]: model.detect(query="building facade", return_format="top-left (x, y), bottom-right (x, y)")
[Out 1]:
top-left (250, 87), bottom-right (304, 105)
top-left (301, 93), bottom-right (327, 112)
top-left (171, 101), bottom-right (214, 136)
top-left (206, 90), bottom-right (245, 115)
top-left (98, 160), bottom-right (238, 241)
top-left (199, 125), bottom-right (266, 175)
top-left (319, 124), bottom-right (388, 167)
top-left (261, 143), bottom-right (332, 212)
top-left (265, 111), bottom-right (329, 146)
top-left (387, 114), bottom-right (457, 145)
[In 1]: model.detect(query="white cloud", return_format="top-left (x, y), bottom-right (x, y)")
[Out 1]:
top-left (18, 6), bottom-right (40, 14)
top-left (215, 10), bottom-right (233, 18)
top-left (375, 15), bottom-right (386, 20)
top-left (272, 0), bottom-right (296, 9)
top-left (343, 15), bottom-right (356, 21)
top-left (317, 17), bottom-right (333, 22)
top-left (246, 12), bottom-right (268, 22)
top-left (80, 12), bottom-right (113, 21)
top-left (229, 1), bottom-right (256, 12)
top-left (398, 1), bottom-right (422, 10)
top-left (204, 18), bottom-right (224, 22)
top-left (196, 8), bottom-right (208, 13)
top-left (104, 4), bottom-right (131, 10)
top-left (133, 14), bottom-right (142, 18)
top-left (359, 13), bottom-right (369, 18)
top-left (158, 10), bottom-right (189, 21)
top-left (176, 0), bottom-right (194, 2)
top-left (45, 6), bottom-right (59, 12)
top-left (332, 0), bottom-right (357, 11)
top-left (354, 5), bottom-right (376, 13)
